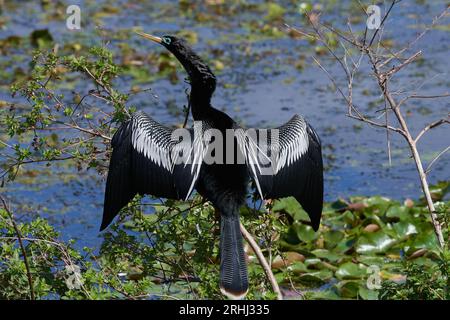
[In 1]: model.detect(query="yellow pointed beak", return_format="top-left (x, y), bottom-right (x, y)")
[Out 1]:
top-left (135, 31), bottom-right (162, 44)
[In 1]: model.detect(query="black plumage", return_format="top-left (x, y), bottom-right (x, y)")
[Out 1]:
top-left (101, 34), bottom-right (324, 299)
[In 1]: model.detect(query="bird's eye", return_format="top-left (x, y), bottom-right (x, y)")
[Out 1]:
top-left (162, 37), bottom-right (172, 45)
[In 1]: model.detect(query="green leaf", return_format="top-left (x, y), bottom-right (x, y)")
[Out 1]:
top-left (356, 232), bottom-right (396, 254)
top-left (329, 198), bottom-right (348, 211)
top-left (306, 289), bottom-right (340, 300)
top-left (311, 249), bottom-right (342, 262)
top-left (358, 285), bottom-right (379, 300)
top-left (304, 258), bottom-right (322, 268)
top-left (336, 280), bottom-right (360, 298)
top-left (335, 262), bottom-right (366, 280)
top-left (272, 197), bottom-right (310, 222)
top-left (294, 223), bottom-right (317, 242)
top-left (410, 230), bottom-right (439, 250)
top-left (323, 230), bottom-right (345, 247)
top-left (364, 196), bottom-right (393, 215)
top-left (289, 261), bottom-right (308, 274)
top-left (282, 225), bottom-right (301, 245)
top-left (298, 269), bottom-right (333, 283)
top-left (334, 236), bottom-right (356, 254)
top-left (386, 206), bottom-right (410, 219)
top-left (392, 221), bottom-right (418, 238)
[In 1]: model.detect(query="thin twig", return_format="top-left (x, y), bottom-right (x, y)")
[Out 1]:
top-left (415, 118), bottom-right (450, 143)
top-left (384, 51), bottom-right (422, 78)
top-left (378, 7), bottom-right (449, 69)
top-left (409, 93), bottom-right (450, 100)
top-left (384, 99), bottom-right (392, 166)
top-left (368, 0), bottom-right (398, 47)
top-left (425, 146), bottom-right (450, 174)
top-left (311, 56), bottom-right (405, 135)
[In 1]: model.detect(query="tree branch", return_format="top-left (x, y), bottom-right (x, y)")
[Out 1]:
top-left (415, 118), bottom-right (450, 143)
top-left (425, 146), bottom-right (450, 174)
top-left (240, 222), bottom-right (282, 300)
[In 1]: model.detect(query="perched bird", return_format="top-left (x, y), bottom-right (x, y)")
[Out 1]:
top-left (101, 32), bottom-right (324, 299)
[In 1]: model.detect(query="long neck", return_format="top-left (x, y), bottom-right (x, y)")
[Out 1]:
top-left (171, 46), bottom-right (217, 121)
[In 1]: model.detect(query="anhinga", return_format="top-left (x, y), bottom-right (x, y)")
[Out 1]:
top-left (100, 32), bottom-right (324, 299)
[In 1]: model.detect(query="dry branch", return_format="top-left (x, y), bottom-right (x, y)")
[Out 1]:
top-left (295, 1), bottom-right (448, 247)
top-left (240, 222), bottom-right (283, 300)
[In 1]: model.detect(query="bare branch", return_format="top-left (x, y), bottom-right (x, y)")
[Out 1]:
top-left (415, 118), bottom-right (450, 143)
top-left (409, 93), bottom-right (450, 100)
top-left (387, 51), bottom-right (422, 76)
top-left (425, 146), bottom-right (450, 174)
top-left (240, 223), bottom-right (282, 300)
top-left (368, 0), bottom-right (399, 47)
top-left (385, 51), bottom-right (422, 78)
top-left (306, 0), bottom-right (447, 247)
top-left (379, 6), bottom-right (449, 69)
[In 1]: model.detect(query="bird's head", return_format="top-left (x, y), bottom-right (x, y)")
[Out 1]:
top-left (135, 31), bottom-right (216, 97)
top-left (135, 32), bottom-right (185, 52)
top-left (135, 32), bottom-right (200, 68)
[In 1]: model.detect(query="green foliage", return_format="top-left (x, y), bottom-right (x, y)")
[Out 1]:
top-left (1, 190), bottom-right (448, 299)
top-left (2, 45), bottom-right (132, 182)
top-left (380, 252), bottom-right (449, 300)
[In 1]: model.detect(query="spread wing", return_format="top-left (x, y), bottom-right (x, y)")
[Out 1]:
top-left (101, 111), bottom-right (205, 230)
top-left (236, 115), bottom-right (323, 230)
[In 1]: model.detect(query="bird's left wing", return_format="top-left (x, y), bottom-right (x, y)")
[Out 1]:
top-left (235, 115), bottom-right (323, 230)
top-left (101, 111), bottom-right (205, 230)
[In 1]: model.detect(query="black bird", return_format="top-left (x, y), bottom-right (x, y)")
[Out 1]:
top-left (101, 32), bottom-right (324, 299)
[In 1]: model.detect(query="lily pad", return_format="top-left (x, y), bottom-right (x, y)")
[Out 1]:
top-left (335, 262), bottom-right (366, 280)
top-left (304, 258), bottom-right (322, 268)
top-left (306, 289), bottom-right (340, 300)
top-left (298, 269), bottom-right (333, 283)
top-left (410, 230), bottom-right (439, 250)
top-left (336, 280), bottom-right (360, 298)
top-left (311, 249), bottom-right (341, 262)
top-left (294, 223), bottom-right (317, 242)
top-left (289, 261), bottom-right (309, 274)
top-left (272, 197), bottom-right (310, 222)
top-left (386, 205), bottom-right (410, 220)
top-left (364, 196), bottom-right (393, 215)
top-left (392, 221), bottom-right (418, 239)
top-left (323, 230), bottom-right (345, 248)
top-left (358, 285), bottom-right (379, 300)
top-left (356, 232), bottom-right (396, 254)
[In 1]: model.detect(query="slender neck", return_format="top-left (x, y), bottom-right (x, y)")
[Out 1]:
top-left (189, 86), bottom-right (215, 120)
top-left (170, 45), bottom-right (217, 121)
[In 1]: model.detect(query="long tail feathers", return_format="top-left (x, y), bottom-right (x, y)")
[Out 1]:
top-left (219, 214), bottom-right (248, 300)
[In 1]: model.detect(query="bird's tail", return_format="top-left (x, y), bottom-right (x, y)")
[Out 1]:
top-left (219, 212), bottom-right (248, 300)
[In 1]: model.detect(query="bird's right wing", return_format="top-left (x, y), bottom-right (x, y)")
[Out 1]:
top-left (101, 111), bottom-right (205, 230)
top-left (235, 115), bottom-right (323, 230)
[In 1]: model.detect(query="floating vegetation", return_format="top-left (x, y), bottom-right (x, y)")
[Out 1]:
top-left (1, 190), bottom-right (448, 299)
